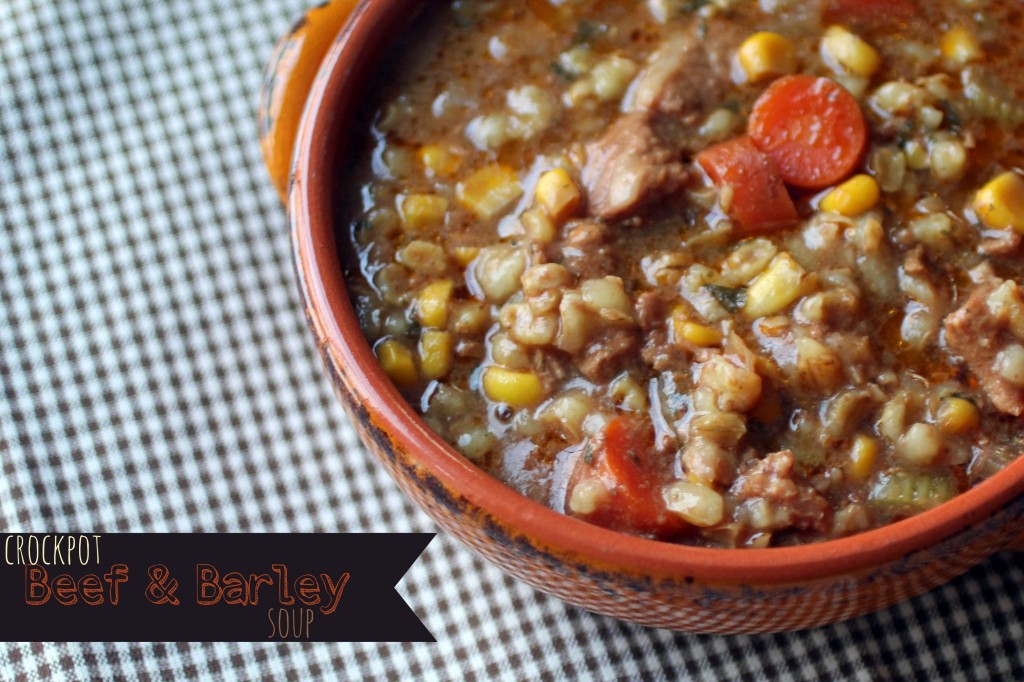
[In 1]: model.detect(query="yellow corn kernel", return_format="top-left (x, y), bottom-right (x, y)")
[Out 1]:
top-left (534, 168), bottom-right (582, 223)
top-left (419, 144), bottom-right (462, 177)
top-left (520, 208), bottom-right (556, 244)
top-left (376, 339), bottom-right (418, 387)
top-left (937, 396), bottom-right (980, 435)
top-left (671, 308), bottom-right (723, 347)
top-left (820, 174), bottom-right (880, 216)
top-left (737, 32), bottom-right (797, 83)
top-left (821, 25), bottom-right (881, 78)
top-left (743, 252), bottom-right (806, 318)
top-left (456, 164), bottom-right (523, 220)
top-left (399, 193), bottom-right (449, 232)
top-left (940, 27), bottom-right (982, 65)
top-left (974, 171), bottom-right (1024, 232)
top-left (418, 330), bottom-right (453, 380)
top-left (450, 246), bottom-right (480, 268)
top-left (482, 366), bottom-right (545, 408)
top-left (848, 433), bottom-right (879, 482)
top-left (415, 279), bottom-right (454, 328)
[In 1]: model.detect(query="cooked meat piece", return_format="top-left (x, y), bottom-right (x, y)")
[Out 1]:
top-left (944, 276), bottom-right (1024, 416)
top-left (979, 229), bottom-right (1023, 257)
top-left (634, 291), bottom-right (668, 332)
top-left (581, 112), bottom-right (688, 220)
top-left (730, 450), bottom-right (831, 533)
top-left (558, 219), bottom-right (615, 277)
top-left (578, 327), bottom-right (640, 382)
top-left (624, 22), bottom-right (744, 119)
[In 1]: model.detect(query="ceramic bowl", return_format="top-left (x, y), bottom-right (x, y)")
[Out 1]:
top-left (286, 0), bottom-right (1024, 633)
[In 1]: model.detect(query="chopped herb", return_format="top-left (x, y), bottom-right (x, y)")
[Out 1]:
top-left (939, 99), bottom-right (963, 130)
top-left (574, 20), bottom-right (608, 45)
top-left (584, 447), bottom-right (594, 466)
top-left (703, 284), bottom-right (747, 314)
top-left (721, 99), bottom-right (741, 114)
top-left (549, 61), bottom-right (574, 83)
top-left (698, 18), bottom-right (708, 38)
top-left (627, 449), bottom-right (639, 464)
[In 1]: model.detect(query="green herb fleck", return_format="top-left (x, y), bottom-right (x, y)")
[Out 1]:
top-left (939, 99), bottom-right (963, 130)
top-left (574, 20), bottom-right (608, 45)
top-left (682, 0), bottom-right (712, 12)
top-left (721, 99), bottom-right (741, 114)
top-left (584, 447), bottom-right (594, 466)
top-left (703, 284), bottom-right (747, 314)
top-left (550, 61), bottom-right (574, 83)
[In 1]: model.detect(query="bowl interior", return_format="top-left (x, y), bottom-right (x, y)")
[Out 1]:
top-left (289, 0), bottom-right (1024, 583)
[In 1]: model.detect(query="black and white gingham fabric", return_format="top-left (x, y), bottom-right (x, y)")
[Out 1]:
top-left (1, 1), bottom-right (1022, 679)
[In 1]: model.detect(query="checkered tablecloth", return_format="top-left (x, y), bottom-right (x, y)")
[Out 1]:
top-left (1, 0), bottom-right (1022, 679)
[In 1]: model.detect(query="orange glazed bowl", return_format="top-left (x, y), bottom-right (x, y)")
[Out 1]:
top-left (287, 0), bottom-right (1024, 633)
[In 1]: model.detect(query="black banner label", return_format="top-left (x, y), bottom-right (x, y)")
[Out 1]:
top-left (0, 533), bottom-right (435, 642)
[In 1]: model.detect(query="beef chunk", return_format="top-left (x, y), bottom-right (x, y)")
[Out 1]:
top-left (581, 112), bottom-right (688, 220)
top-left (559, 220), bottom-right (614, 278)
top-left (578, 327), bottom-right (640, 382)
top-left (730, 450), bottom-right (831, 534)
top-left (944, 275), bottom-right (1024, 416)
top-left (624, 22), bottom-right (744, 120)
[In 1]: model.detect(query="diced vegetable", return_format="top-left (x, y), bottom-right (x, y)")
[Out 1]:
top-left (534, 168), bottom-right (582, 222)
top-left (820, 174), bottom-right (880, 216)
top-left (974, 172), bottom-right (1024, 232)
top-left (940, 27), bottom-right (981, 65)
top-left (743, 252), bottom-right (806, 318)
top-left (820, 26), bottom-right (881, 78)
top-left (419, 144), bottom-right (462, 177)
top-left (396, 240), bottom-right (448, 275)
top-left (672, 307), bottom-right (724, 347)
top-left (848, 433), bottom-right (879, 482)
top-left (937, 397), bottom-right (980, 435)
top-left (376, 339), bottom-right (418, 387)
top-left (399, 193), bottom-right (449, 232)
top-left (415, 279), bottom-right (454, 328)
top-left (451, 246), bottom-right (480, 267)
top-left (419, 330), bottom-right (453, 380)
top-left (482, 367), bottom-right (546, 408)
top-left (737, 32), bottom-right (797, 83)
top-left (749, 75), bottom-right (867, 189)
top-left (695, 136), bottom-right (797, 233)
top-left (456, 164), bottom-right (523, 219)
top-left (869, 470), bottom-right (958, 515)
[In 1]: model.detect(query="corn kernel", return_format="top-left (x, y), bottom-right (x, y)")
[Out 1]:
top-left (399, 193), bottom-right (449, 232)
top-left (737, 32), bottom-right (797, 83)
top-left (481, 366), bottom-right (545, 408)
top-left (848, 434), bottom-right (879, 482)
top-left (743, 252), bottom-right (806, 318)
top-left (376, 339), bottom-right (418, 387)
top-left (821, 26), bottom-right (881, 78)
top-left (974, 172), bottom-right (1024, 232)
top-left (940, 27), bottom-right (982, 65)
top-left (534, 168), bottom-right (582, 222)
top-left (418, 330), bottom-right (453, 380)
top-left (456, 164), bottom-right (523, 220)
top-left (451, 246), bottom-right (480, 268)
top-left (820, 174), bottom-right (880, 216)
top-left (415, 279), bottom-right (454, 328)
top-left (419, 144), bottom-right (462, 177)
top-left (671, 307), bottom-right (723, 347)
top-left (937, 396), bottom-right (980, 435)
top-left (520, 208), bottom-right (556, 244)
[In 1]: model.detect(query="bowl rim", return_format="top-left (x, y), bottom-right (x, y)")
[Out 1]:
top-left (289, 0), bottom-right (1024, 584)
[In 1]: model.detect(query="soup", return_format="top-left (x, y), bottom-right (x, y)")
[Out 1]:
top-left (338, 0), bottom-right (1024, 547)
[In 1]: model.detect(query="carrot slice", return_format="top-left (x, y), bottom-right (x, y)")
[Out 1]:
top-left (695, 136), bottom-right (797, 233)
top-left (826, 0), bottom-right (916, 23)
top-left (572, 415), bottom-right (686, 536)
top-left (749, 75), bottom-right (867, 190)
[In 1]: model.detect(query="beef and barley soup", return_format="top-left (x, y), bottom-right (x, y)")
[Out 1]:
top-left (339, 0), bottom-right (1024, 547)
